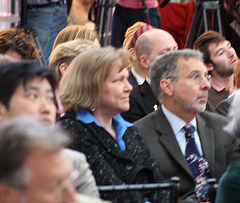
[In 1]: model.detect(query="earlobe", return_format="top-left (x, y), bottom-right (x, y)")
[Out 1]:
top-left (160, 79), bottom-right (173, 96)
top-left (205, 63), bottom-right (214, 71)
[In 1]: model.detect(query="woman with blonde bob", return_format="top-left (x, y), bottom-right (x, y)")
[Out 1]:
top-left (58, 46), bottom-right (167, 203)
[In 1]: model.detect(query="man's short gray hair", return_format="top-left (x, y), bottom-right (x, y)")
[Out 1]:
top-left (149, 49), bottom-right (203, 101)
top-left (0, 115), bottom-right (68, 189)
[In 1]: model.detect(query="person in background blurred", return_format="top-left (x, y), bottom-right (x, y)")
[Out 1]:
top-left (58, 46), bottom-right (168, 203)
top-left (0, 27), bottom-right (39, 61)
top-left (0, 54), bottom-right (16, 66)
top-left (123, 21), bottom-right (154, 87)
top-left (25, 0), bottom-right (67, 64)
top-left (193, 30), bottom-right (239, 112)
top-left (215, 88), bottom-right (240, 203)
top-left (216, 59), bottom-right (240, 116)
top-left (52, 25), bottom-right (98, 49)
top-left (111, 0), bottom-right (161, 48)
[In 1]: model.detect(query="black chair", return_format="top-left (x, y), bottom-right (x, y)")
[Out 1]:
top-left (208, 178), bottom-right (218, 203)
top-left (98, 176), bottom-right (180, 203)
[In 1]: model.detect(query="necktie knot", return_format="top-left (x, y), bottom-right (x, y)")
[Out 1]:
top-left (184, 124), bottom-right (195, 142)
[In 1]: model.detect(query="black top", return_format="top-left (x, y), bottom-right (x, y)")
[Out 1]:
top-left (57, 111), bottom-right (169, 203)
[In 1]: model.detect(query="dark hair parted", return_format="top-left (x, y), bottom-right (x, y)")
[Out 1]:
top-left (0, 61), bottom-right (57, 109)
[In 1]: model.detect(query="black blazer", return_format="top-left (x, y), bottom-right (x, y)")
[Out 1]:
top-left (134, 107), bottom-right (240, 200)
top-left (215, 95), bottom-right (234, 117)
top-left (58, 112), bottom-right (168, 203)
top-left (121, 80), bottom-right (159, 123)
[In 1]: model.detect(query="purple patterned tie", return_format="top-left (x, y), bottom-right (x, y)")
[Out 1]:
top-left (184, 123), bottom-right (210, 202)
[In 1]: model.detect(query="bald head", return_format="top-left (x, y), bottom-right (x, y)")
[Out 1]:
top-left (135, 29), bottom-right (178, 65)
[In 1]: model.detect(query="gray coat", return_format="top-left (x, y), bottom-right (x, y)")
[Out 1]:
top-left (134, 106), bottom-right (240, 200)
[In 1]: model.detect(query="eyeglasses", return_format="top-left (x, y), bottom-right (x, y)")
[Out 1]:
top-left (54, 170), bottom-right (79, 199)
top-left (167, 72), bottom-right (212, 84)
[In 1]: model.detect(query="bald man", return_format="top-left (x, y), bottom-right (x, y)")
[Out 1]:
top-left (121, 29), bottom-right (178, 123)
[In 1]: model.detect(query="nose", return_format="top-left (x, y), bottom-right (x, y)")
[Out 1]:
top-left (124, 79), bottom-right (133, 92)
top-left (228, 47), bottom-right (236, 58)
top-left (40, 97), bottom-right (52, 115)
top-left (200, 76), bottom-right (211, 90)
top-left (61, 184), bottom-right (76, 203)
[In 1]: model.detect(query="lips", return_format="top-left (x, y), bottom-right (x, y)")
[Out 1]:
top-left (41, 118), bottom-right (52, 125)
top-left (231, 58), bottom-right (238, 65)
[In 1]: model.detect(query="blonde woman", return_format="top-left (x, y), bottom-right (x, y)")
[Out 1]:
top-left (58, 46), bottom-right (167, 203)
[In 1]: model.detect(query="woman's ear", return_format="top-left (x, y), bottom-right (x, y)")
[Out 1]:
top-left (59, 63), bottom-right (69, 76)
top-left (160, 78), bottom-right (174, 96)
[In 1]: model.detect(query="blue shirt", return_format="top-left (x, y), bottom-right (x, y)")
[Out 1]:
top-left (76, 107), bottom-right (132, 151)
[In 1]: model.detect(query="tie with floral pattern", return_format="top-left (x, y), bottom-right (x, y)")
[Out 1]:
top-left (184, 123), bottom-right (209, 202)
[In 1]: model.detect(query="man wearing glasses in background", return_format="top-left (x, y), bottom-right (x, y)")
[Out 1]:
top-left (134, 49), bottom-right (240, 202)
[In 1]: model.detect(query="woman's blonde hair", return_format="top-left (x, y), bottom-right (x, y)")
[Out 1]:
top-left (52, 25), bottom-right (98, 49)
top-left (49, 39), bottom-right (99, 83)
top-left (60, 46), bottom-right (129, 112)
top-left (123, 21), bottom-right (148, 50)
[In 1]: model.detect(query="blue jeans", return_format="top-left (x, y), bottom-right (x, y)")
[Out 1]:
top-left (111, 4), bottom-right (161, 48)
top-left (27, 3), bottom-right (67, 64)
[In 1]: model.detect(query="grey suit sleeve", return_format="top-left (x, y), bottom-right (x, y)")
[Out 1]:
top-left (63, 149), bottom-right (100, 197)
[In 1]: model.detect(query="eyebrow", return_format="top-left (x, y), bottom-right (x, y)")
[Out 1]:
top-left (26, 86), bottom-right (54, 93)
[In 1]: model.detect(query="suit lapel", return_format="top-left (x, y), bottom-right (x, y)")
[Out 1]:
top-left (196, 114), bottom-right (215, 177)
top-left (140, 81), bottom-right (159, 113)
top-left (155, 108), bottom-right (193, 178)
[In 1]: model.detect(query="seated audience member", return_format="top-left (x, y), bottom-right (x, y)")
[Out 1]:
top-left (134, 49), bottom-right (240, 202)
top-left (49, 39), bottom-right (99, 116)
top-left (193, 30), bottom-right (239, 112)
top-left (121, 29), bottom-right (178, 123)
top-left (67, 0), bottom-right (95, 29)
top-left (0, 54), bottom-right (15, 66)
top-left (49, 39), bottom-right (99, 84)
top-left (52, 25), bottom-right (98, 49)
top-left (215, 89), bottom-right (240, 203)
top-left (57, 47), bottom-right (168, 203)
top-left (0, 61), bottom-right (100, 197)
top-left (216, 59), bottom-right (240, 116)
top-left (0, 116), bottom-right (76, 203)
top-left (123, 22), bottom-right (153, 87)
top-left (0, 116), bottom-right (109, 203)
top-left (0, 27), bottom-right (39, 60)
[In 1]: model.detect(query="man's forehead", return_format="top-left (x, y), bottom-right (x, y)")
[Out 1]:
top-left (23, 77), bottom-right (53, 91)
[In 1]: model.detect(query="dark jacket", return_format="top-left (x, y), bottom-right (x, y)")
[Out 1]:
top-left (58, 112), bottom-right (168, 203)
top-left (121, 81), bottom-right (159, 123)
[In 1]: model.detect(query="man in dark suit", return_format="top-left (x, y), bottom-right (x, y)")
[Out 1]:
top-left (122, 29), bottom-right (178, 122)
top-left (134, 49), bottom-right (240, 202)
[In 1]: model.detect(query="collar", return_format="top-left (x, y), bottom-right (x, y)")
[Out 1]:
top-left (211, 77), bottom-right (238, 94)
top-left (131, 70), bottom-right (145, 85)
top-left (76, 107), bottom-right (133, 150)
top-left (161, 104), bottom-right (197, 134)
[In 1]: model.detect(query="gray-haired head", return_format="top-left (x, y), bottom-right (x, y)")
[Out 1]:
top-left (150, 49), bottom-right (203, 101)
top-left (224, 89), bottom-right (240, 138)
top-left (0, 115), bottom-right (68, 189)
